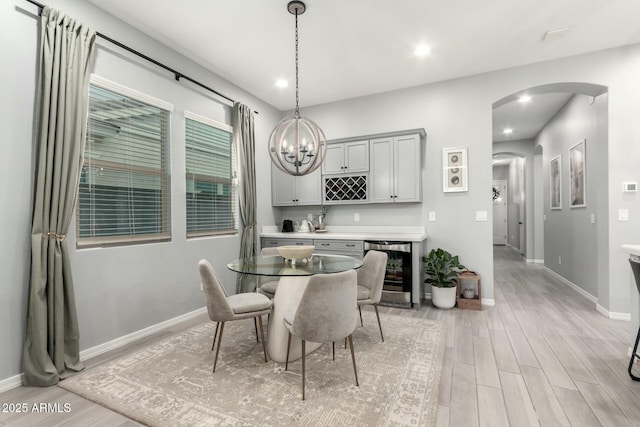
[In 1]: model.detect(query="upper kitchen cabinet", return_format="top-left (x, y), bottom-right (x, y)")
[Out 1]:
top-left (371, 133), bottom-right (423, 203)
top-left (322, 140), bottom-right (369, 174)
top-left (271, 165), bottom-right (322, 206)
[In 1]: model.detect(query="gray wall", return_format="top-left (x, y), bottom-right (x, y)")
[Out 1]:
top-left (277, 43), bottom-right (640, 322)
top-left (1, 0), bottom-right (280, 383)
top-left (536, 94), bottom-right (608, 300)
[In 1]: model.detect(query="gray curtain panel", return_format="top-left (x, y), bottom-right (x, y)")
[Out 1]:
top-left (233, 102), bottom-right (258, 293)
top-left (23, 7), bottom-right (96, 387)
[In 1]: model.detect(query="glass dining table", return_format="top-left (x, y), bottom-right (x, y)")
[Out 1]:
top-left (227, 254), bottom-right (363, 363)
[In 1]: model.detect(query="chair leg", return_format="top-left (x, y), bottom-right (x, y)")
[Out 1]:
top-left (344, 337), bottom-right (347, 349)
top-left (211, 322), bottom-right (220, 351)
top-left (302, 339), bottom-right (306, 400)
top-left (332, 341), bottom-right (335, 361)
top-left (358, 305), bottom-right (363, 327)
top-left (374, 304), bottom-right (385, 342)
top-left (629, 326), bottom-right (640, 381)
top-left (285, 331), bottom-right (292, 371)
top-left (348, 335), bottom-right (359, 387)
top-left (254, 318), bottom-right (259, 343)
top-left (258, 315), bottom-right (268, 363)
top-left (213, 322), bottom-right (225, 373)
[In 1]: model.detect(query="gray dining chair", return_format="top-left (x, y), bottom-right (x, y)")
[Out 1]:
top-left (283, 269), bottom-right (359, 400)
top-left (198, 259), bottom-right (273, 372)
top-left (257, 247), bottom-right (280, 298)
top-left (356, 250), bottom-right (388, 342)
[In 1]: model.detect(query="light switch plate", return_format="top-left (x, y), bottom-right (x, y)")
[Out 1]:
top-left (590, 213), bottom-right (595, 224)
top-left (618, 209), bottom-right (629, 221)
top-left (475, 211), bottom-right (488, 221)
top-left (428, 211), bottom-right (436, 221)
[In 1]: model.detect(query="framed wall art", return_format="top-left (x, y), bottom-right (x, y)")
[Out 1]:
top-left (443, 147), bottom-right (468, 192)
top-left (569, 139), bottom-right (586, 208)
top-left (550, 154), bottom-right (561, 210)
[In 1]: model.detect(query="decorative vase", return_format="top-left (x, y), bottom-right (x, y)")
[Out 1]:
top-left (431, 285), bottom-right (457, 309)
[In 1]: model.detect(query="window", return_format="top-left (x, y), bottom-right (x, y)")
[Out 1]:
top-left (185, 112), bottom-right (237, 237)
top-left (77, 76), bottom-right (172, 247)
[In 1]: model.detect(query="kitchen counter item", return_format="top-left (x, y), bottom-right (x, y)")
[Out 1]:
top-left (277, 245), bottom-right (314, 264)
top-left (282, 219), bottom-right (294, 232)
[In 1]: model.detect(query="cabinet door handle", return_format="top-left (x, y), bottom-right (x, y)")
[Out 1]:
top-left (321, 243), bottom-right (330, 246)
top-left (269, 241), bottom-right (278, 245)
top-left (295, 242), bottom-right (304, 245)
top-left (346, 244), bottom-right (355, 247)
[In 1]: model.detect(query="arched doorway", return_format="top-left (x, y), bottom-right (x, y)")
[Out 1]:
top-left (492, 83), bottom-right (608, 305)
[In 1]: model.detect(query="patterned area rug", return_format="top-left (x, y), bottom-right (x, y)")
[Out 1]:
top-left (59, 311), bottom-right (445, 426)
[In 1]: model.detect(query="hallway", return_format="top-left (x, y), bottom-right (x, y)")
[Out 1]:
top-left (436, 245), bottom-right (639, 427)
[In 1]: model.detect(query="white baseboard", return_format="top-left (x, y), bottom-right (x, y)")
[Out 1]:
top-left (543, 267), bottom-right (598, 303)
top-left (80, 307), bottom-right (207, 360)
top-left (596, 304), bottom-right (631, 321)
top-left (0, 374), bottom-right (23, 394)
top-left (0, 307), bottom-right (207, 394)
top-left (543, 267), bottom-right (631, 321)
top-left (525, 258), bottom-right (544, 264)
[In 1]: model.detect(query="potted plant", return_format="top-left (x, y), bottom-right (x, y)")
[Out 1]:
top-left (423, 248), bottom-right (466, 309)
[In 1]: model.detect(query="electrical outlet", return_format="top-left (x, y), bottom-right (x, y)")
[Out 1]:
top-left (591, 213), bottom-right (596, 224)
top-left (558, 256), bottom-right (562, 265)
top-left (354, 213), bottom-right (360, 222)
top-left (428, 211), bottom-right (436, 221)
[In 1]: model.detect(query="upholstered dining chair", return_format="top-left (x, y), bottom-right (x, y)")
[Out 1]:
top-left (356, 250), bottom-right (388, 342)
top-left (198, 259), bottom-right (273, 372)
top-left (284, 269), bottom-right (359, 400)
top-left (257, 247), bottom-right (280, 298)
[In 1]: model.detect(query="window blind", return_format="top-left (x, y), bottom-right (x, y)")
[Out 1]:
top-left (185, 113), bottom-right (237, 237)
top-left (77, 82), bottom-right (171, 247)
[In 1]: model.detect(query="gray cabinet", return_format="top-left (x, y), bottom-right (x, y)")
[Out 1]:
top-left (313, 239), bottom-right (364, 259)
top-left (370, 133), bottom-right (422, 203)
top-left (271, 165), bottom-right (321, 206)
top-left (261, 237), bottom-right (314, 248)
top-left (261, 237), bottom-right (364, 259)
top-left (322, 140), bottom-right (369, 174)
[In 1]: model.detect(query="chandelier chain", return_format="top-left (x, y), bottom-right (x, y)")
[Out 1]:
top-left (294, 9), bottom-right (300, 118)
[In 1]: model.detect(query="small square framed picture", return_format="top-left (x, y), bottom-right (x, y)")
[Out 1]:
top-left (443, 147), bottom-right (468, 192)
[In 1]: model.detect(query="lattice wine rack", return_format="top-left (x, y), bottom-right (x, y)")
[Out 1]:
top-left (323, 175), bottom-right (368, 202)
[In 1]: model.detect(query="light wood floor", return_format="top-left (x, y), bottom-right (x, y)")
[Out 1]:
top-left (1, 246), bottom-right (638, 426)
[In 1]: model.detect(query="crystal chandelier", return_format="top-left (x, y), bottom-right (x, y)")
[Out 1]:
top-left (268, 1), bottom-right (327, 176)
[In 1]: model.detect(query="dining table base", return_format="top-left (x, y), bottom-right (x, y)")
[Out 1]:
top-left (267, 276), bottom-right (322, 363)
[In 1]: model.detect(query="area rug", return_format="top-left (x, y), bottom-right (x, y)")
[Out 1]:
top-left (59, 311), bottom-right (445, 427)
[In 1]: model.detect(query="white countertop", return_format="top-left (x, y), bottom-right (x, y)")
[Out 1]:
top-left (622, 244), bottom-right (640, 256)
top-left (261, 225), bottom-right (427, 242)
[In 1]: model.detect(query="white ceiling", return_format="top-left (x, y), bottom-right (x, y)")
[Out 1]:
top-left (87, 0), bottom-right (640, 113)
top-left (492, 92), bottom-right (574, 143)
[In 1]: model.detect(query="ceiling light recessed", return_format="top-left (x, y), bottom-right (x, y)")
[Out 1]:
top-left (414, 44), bottom-right (431, 57)
top-left (503, 128), bottom-right (513, 135)
top-left (275, 79), bottom-right (288, 88)
top-left (518, 95), bottom-right (531, 103)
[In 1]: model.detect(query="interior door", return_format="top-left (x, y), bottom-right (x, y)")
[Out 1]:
top-left (493, 180), bottom-right (507, 245)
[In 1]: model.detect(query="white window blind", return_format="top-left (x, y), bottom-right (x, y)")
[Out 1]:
top-left (77, 80), bottom-right (172, 247)
top-left (185, 112), bottom-right (237, 237)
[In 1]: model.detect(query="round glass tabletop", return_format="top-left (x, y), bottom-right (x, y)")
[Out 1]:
top-left (227, 254), bottom-right (362, 277)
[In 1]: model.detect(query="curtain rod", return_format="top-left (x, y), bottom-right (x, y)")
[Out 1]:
top-left (24, 0), bottom-right (258, 114)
